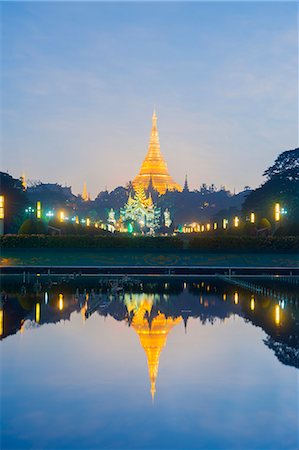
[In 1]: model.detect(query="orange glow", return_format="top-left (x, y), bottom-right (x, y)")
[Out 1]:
top-left (59, 211), bottom-right (65, 222)
top-left (86, 218), bottom-right (90, 227)
top-left (75, 216), bottom-right (79, 225)
top-left (223, 293), bottom-right (227, 301)
top-left (132, 111), bottom-right (182, 194)
top-left (0, 195), bottom-right (4, 220)
top-left (0, 309), bottom-right (3, 335)
top-left (206, 223), bottom-right (211, 231)
top-left (35, 303), bottom-right (40, 323)
top-left (234, 292), bottom-right (239, 304)
top-left (275, 304), bottom-right (280, 325)
top-left (234, 216), bottom-right (239, 227)
top-left (58, 294), bottom-right (64, 311)
top-left (127, 297), bottom-right (181, 401)
top-left (36, 201), bottom-right (41, 219)
top-left (275, 203), bottom-right (280, 222)
top-left (250, 296), bottom-right (255, 311)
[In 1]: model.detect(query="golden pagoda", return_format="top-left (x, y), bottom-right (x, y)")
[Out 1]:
top-left (133, 111), bottom-right (182, 195)
top-left (82, 182), bottom-right (90, 201)
top-left (126, 296), bottom-right (181, 401)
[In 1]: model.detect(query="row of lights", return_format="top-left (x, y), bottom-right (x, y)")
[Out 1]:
top-left (182, 203), bottom-right (287, 233)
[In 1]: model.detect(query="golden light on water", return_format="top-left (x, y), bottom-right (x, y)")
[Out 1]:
top-left (234, 292), bottom-right (239, 304)
top-left (35, 303), bottom-right (40, 323)
top-left (275, 304), bottom-right (280, 325)
top-left (0, 309), bottom-right (3, 335)
top-left (250, 296), bottom-right (255, 311)
top-left (58, 294), bottom-right (64, 311)
top-left (275, 203), bottom-right (280, 222)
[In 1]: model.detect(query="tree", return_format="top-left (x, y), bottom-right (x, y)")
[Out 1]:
top-left (0, 172), bottom-right (28, 233)
top-left (264, 148), bottom-right (299, 181)
top-left (242, 148), bottom-right (299, 226)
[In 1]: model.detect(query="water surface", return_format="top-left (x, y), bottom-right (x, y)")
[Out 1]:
top-left (1, 277), bottom-right (298, 449)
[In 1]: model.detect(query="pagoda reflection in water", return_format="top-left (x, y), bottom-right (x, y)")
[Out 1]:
top-left (1, 278), bottom-right (298, 388)
top-left (125, 295), bottom-right (182, 400)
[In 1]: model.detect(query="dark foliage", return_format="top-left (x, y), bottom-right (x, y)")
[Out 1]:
top-left (0, 172), bottom-right (28, 233)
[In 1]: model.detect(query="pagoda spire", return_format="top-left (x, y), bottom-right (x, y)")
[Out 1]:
top-left (128, 297), bottom-right (182, 401)
top-left (82, 182), bottom-right (89, 201)
top-left (183, 174), bottom-right (189, 192)
top-left (132, 111), bottom-right (182, 195)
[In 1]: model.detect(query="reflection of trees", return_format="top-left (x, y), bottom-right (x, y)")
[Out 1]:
top-left (1, 279), bottom-right (298, 369)
top-left (264, 337), bottom-right (299, 369)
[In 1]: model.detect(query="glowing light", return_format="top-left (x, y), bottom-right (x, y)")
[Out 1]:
top-left (275, 203), bottom-right (280, 222)
top-left (223, 293), bottom-right (227, 301)
top-left (75, 216), bottom-right (79, 224)
top-left (128, 223), bottom-right (133, 234)
top-left (206, 223), bottom-right (211, 231)
top-left (0, 309), bottom-right (3, 335)
top-left (234, 216), bottom-right (239, 227)
top-left (213, 222), bottom-right (218, 230)
top-left (0, 195), bottom-right (4, 220)
top-left (275, 304), bottom-right (280, 325)
top-left (234, 292), bottom-right (239, 304)
top-left (59, 211), bottom-right (65, 222)
top-left (132, 111), bottom-right (182, 194)
top-left (86, 218), bottom-right (90, 227)
top-left (45, 292), bottom-right (48, 304)
top-left (201, 225), bottom-right (205, 232)
top-left (222, 219), bottom-right (228, 229)
top-left (58, 294), bottom-right (64, 311)
top-left (36, 201), bottom-right (42, 219)
top-left (95, 223), bottom-right (99, 228)
top-left (250, 296), bottom-right (255, 311)
top-left (250, 212), bottom-right (255, 224)
top-left (35, 303), bottom-right (40, 323)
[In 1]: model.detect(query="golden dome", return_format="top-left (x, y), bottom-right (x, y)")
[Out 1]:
top-left (133, 111), bottom-right (182, 195)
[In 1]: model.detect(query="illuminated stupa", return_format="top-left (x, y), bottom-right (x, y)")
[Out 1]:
top-left (126, 297), bottom-right (182, 400)
top-left (133, 111), bottom-right (182, 195)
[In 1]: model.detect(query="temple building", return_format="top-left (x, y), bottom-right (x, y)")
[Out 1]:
top-left (120, 184), bottom-right (161, 233)
top-left (133, 111), bottom-right (182, 195)
top-left (125, 296), bottom-right (182, 401)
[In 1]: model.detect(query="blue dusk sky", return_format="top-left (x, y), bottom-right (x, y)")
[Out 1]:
top-left (1, 1), bottom-right (298, 196)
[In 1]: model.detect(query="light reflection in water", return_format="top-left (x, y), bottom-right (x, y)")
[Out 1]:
top-left (58, 294), bottom-right (64, 311)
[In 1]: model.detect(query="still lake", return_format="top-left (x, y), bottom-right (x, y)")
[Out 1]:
top-left (1, 276), bottom-right (298, 449)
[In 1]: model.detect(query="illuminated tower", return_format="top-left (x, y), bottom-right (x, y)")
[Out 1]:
top-left (82, 182), bottom-right (90, 201)
top-left (133, 111), bottom-right (182, 195)
top-left (127, 297), bottom-right (181, 400)
top-left (21, 173), bottom-right (27, 190)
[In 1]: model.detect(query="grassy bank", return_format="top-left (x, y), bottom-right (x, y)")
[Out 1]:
top-left (1, 235), bottom-right (299, 252)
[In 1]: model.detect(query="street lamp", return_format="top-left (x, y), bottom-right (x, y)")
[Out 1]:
top-left (234, 216), bottom-right (239, 227)
top-left (36, 201), bottom-right (42, 219)
top-left (0, 195), bottom-right (4, 235)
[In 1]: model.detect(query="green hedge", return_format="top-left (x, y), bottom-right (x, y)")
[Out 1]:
top-left (0, 235), bottom-right (184, 250)
top-left (1, 234), bottom-right (298, 251)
